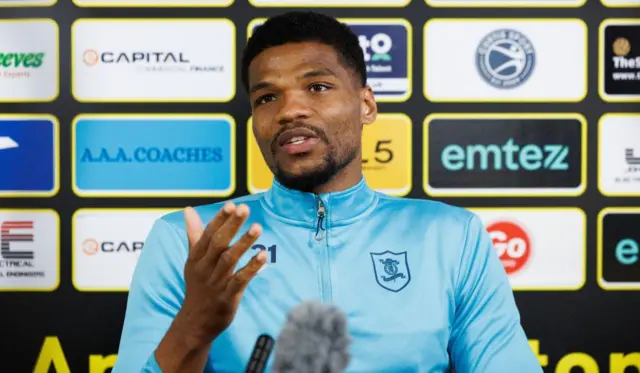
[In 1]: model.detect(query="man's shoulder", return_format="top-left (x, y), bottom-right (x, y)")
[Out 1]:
top-left (158, 193), bottom-right (266, 231)
top-left (375, 193), bottom-right (477, 228)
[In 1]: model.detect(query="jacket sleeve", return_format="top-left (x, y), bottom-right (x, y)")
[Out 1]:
top-left (111, 218), bottom-right (190, 373)
top-left (448, 214), bottom-right (543, 373)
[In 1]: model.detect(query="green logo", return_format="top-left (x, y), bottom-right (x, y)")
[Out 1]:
top-left (0, 53), bottom-right (45, 68)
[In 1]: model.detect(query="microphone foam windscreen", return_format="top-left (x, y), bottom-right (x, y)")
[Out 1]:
top-left (271, 301), bottom-right (351, 373)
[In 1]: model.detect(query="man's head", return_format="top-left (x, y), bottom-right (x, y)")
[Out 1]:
top-left (242, 11), bottom-right (377, 193)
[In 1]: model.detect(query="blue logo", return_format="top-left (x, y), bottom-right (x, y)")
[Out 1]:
top-left (476, 29), bottom-right (535, 89)
top-left (370, 250), bottom-right (411, 292)
top-left (0, 117), bottom-right (57, 195)
top-left (73, 115), bottom-right (234, 196)
top-left (353, 23), bottom-right (409, 99)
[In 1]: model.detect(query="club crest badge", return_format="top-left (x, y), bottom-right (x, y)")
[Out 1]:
top-left (370, 250), bottom-right (411, 292)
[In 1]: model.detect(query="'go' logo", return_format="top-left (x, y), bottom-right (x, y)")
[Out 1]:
top-left (487, 221), bottom-right (531, 275)
top-left (358, 32), bottom-right (393, 62)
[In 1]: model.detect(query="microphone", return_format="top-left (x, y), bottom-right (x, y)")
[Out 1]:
top-left (245, 334), bottom-right (276, 373)
top-left (271, 301), bottom-right (351, 373)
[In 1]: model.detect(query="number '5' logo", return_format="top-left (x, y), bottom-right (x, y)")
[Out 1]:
top-left (363, 140), bottom-right (393, 165)
top-left (251, 244), bottom-right (277, 264)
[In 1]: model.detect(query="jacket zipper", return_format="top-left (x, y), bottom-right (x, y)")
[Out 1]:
top-left (314, 197), bottom-right (332, 303)
top-left (315, 198), bottom-right (326, 241)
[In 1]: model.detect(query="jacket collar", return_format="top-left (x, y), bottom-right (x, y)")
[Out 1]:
top-left (261, 174), bottom-right (378, 227)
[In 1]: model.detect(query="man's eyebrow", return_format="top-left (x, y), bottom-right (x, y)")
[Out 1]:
top-left (249, 81), bottom-right (273, 94)
top-left (301, 68), bottom-right (338, 79)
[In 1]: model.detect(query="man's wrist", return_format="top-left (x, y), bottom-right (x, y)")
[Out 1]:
top-left (155, 314), bottom-right (214, 373)
top-left (171, 310), bottom-right (215, 352)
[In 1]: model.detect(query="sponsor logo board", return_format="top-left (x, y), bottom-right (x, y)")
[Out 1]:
top-left (601, 0), bottom-right (640, 11)
top-left (72, 19), bottom-right (235, 102)
top-left (0, 115), bottom-right (58, 197)
top-left (249, 0), bottom-right (409, 6)
top-left (424, 113), bottom-right (586, 197)
top-left (425, 0), bottom-right (585, 7)
top-left (424, 19), bottom-right (587, 102)
top-left (0, 19), bottom-right (58, 101)
top-left (73, 209), bottom-right (174, 291)
top-left (598, 208), bottom-right (640, 290)
top-left (471, 208), bottom-right (586, 291)
top-left (599, 20), bottom-right (640, 102)
top-left (0, 0), bottom-right (56, 5)
top-left (598, 114), bottom-right (640, 196)
top-left (73, 0), bottom-right (231, 5)
top-left (72, 114), bottom-right (235, 197)
top-left (0, 210), bottom-right (59, 291)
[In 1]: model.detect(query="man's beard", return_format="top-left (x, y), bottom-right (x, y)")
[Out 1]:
top-left (274, 146), bottom-right (358, 193)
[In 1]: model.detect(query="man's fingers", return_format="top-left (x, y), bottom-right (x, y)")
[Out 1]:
top-left (225, 250), bottom-right (268, 296)
top-left (209, 203), bottom-right (250, 251)
top-left (209, 223), bottom-right (262, 281)
top-left (184, 207), bottom-right (203, 253)
top-left (198, 204), bottom-right (251, 273)
top-left (229, 223), bottom-right (263, 260)
top-left (191, 202), bottom-right (235, 260)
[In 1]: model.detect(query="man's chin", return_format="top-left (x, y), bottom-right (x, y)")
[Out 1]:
top-left (275, 155), bottom-right (324, 175)
top-left (276, 167), bottom-right (328, 183)
top-left (274, 161), bottom-right (337, 193)
top-left (272, 146), bottom-right (358, 193)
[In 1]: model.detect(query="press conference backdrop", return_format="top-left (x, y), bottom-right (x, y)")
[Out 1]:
top-left (0, 0), bottom-right (639, 371)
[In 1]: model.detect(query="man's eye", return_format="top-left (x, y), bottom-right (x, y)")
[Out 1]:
top-left (309, 84), bottom-right (330, 92)
top-left (255, 94), bottom-right (275, 106)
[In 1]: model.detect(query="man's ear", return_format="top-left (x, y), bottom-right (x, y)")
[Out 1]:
top-left (360, 86), bottom-right (377, 125)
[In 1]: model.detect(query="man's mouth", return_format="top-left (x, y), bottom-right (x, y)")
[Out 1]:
top-left (277, 128), bottom-right (319, 146)
top-left (285, 136), bottom-right (309, 145)
top-left (277, 128), bottom-right (322, 155)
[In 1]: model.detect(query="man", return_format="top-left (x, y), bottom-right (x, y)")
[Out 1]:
top-left (111, 11), bottom-right (543, 373)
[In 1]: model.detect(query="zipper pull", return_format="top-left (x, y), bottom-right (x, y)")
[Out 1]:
top-left (315, 198), bottom-right (326, 241)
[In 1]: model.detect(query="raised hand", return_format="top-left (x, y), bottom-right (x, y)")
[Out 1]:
top-left (179, 202), bottom-right (268, 344)
top-left (155, 202), bottom-right (267, 373)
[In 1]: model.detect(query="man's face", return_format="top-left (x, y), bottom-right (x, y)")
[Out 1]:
top-left (247, 41), bottom-right (377, 192)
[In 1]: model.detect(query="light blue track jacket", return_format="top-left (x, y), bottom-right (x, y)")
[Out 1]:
top-left (112, 176), bottom-right (543, 373)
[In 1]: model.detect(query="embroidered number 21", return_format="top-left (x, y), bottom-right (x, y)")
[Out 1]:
top-left (251, 244), bottom-right (277, 263)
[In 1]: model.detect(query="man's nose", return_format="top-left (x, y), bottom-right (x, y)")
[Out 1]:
top-left (275, 92), bottom-right (313, 125)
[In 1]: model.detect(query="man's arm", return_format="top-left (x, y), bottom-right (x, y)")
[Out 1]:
top-left (448, 214), bottom-right (543, 373)
top-left (111, 204), bottom-right (267, 373)
top-left (111, 218), bottom-right (205, 373)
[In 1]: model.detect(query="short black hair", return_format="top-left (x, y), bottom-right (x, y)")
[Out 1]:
top-left (241, 11), bottom-right (367, 93)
